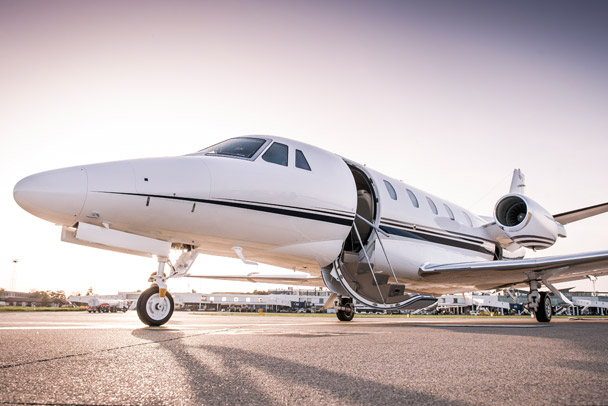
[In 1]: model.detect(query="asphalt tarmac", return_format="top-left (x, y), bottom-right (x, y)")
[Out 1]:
top-left (1, 312), bottom-right (607, 406)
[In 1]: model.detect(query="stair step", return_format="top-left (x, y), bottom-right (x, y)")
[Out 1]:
top-left (357, 263), bottom-right (373, 274)
top-left (372, 273), bottom-right (389, 286)
top-left (388, 284), bottom-right (406, 297)
top-left (342, 251), bottom-right (359, 264)
top-left (342, 261), bottom-right (359, 278)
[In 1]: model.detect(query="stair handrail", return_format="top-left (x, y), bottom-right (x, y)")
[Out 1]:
top-left (352, 222), bottom-right (385, 304)
top-left (355, 214), bottom-right (399, 284)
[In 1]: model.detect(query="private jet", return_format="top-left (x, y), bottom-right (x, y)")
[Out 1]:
top-left (13, 136), bottom-right (608, 325)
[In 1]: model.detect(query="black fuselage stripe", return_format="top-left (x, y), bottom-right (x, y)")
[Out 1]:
top-left (380, 225), bottom-right (494, 256)
top-left (220, 197), bottom-right (354, 218)
top-left (380, 219), bottom-right (486, 245)
top-left (95, 191), bottom-right (495, 254)
top-left (96, 191), bottom-right (355, 226)
top-left (382, 217), bottom-right (495, 244)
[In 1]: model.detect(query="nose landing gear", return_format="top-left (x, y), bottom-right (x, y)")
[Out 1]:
top-left (136, 249), bottom-right (199, 326)
top-left (137, 257), bottom-right (174, 326)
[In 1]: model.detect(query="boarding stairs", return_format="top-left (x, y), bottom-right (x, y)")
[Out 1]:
top-left (333, 215), bottom-right (436, 311)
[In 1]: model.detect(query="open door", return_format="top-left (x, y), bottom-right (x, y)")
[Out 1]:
top-left (344, 164), bottom-right (377, 252)
top-left (332, 162), bottom-right (436, 311)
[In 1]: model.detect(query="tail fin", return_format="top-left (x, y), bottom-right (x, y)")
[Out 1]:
top-left (509, 169), bottom-right (526, 194)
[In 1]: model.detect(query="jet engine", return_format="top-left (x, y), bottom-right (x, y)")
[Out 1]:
top-left (494, 194), bottom-right (564, 250)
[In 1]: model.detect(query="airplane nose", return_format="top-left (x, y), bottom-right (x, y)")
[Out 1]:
top-left (14, 166), bottom-right (88, 225)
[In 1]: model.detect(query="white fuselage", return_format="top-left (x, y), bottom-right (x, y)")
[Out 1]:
top-left (13, 136), bottom-right (522, 296)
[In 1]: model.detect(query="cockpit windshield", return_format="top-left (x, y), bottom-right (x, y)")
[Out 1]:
top-left (199, 137), bottom-right (267, 159)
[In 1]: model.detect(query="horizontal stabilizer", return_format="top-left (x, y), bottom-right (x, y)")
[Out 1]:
top-left (553, 202), bottom-right (608, 225)
top-left (186, 272), bottom-right (324, 287)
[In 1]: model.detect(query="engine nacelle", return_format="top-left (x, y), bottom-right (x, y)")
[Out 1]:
top-left (494, 194), bottom-right (563, 250)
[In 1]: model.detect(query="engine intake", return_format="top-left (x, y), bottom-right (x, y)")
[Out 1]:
top-left (496, 195), bottom-right (528, 227)
top-left (494, 194), bottom-right (560, 250)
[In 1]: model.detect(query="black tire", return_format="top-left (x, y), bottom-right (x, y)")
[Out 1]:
top-left (137, 286), bottom-right (174, 326)
top-left (336, 299), bottom-right (355, 322)
top-left (535, 292), bottom-right (552, 323)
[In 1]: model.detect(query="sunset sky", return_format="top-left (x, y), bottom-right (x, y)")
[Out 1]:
top-left (1, 0), bottom-right (607, 295)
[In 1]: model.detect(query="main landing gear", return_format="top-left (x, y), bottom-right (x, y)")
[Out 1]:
top-left (335, 297), bottom-right (355, 321)
top-left (527, 280), bottom-right (553, 323)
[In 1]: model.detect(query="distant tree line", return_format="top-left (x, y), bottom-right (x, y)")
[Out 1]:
top-left (27, 290), bottom-right (67, 306)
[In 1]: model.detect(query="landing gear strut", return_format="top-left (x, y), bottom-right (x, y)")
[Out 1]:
top-left (335, 297), bottom-right (355, 322)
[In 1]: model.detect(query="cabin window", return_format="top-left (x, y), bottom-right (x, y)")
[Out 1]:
top-left (426, 197), bottom-right (438, 215)
top-left (262, 142), bottom-right (288, 166)
top-left (384, 180), bottom-right (397, 200)
top-left (295, 149), bottom-right (311, 171)
top-left (202, 137), bottom-right (266, 159)
top-left (462, 211), bottom-right (473, 227)
top-left (444, 204), bottom-right (455, 220)
top-left (406, 189), bottom-right (419, 208)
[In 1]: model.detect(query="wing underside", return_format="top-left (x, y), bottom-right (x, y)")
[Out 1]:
top-left (186, 272), bottom-right (324, 287)
top-left (419, 251), bottom-right (608, 291)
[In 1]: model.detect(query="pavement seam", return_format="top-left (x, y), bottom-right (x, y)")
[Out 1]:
top-left (0, 327), bottom-right (241, 370)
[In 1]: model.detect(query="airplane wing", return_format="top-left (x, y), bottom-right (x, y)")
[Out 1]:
top-left (419, 251), bottom-right (608, 291)
top-left (553, 202), bottom-right (608, 225)
top-left (186, 272), bottom-right (324, 287)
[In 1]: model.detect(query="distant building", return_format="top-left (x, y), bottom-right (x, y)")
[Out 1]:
top-left (67, 288), bottom-right (608, 316)
top-left (0, 290), bottom-right (64, 307)
top-left (69, 288), bottom-right (333, 313)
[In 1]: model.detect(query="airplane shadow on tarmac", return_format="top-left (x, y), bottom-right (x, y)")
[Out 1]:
top-left (131, 327), bottom-right (467, 405)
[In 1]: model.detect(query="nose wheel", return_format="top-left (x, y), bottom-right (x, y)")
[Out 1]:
top-left (136, 285), bottom-right (174, 326)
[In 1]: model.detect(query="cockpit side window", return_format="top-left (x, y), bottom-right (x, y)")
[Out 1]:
top-left (295, 149), bottom-right (311, 171)
top-left (262, 142), bottom-right (289, 166)
top-left (201, 137), bottom-right (267, 159)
